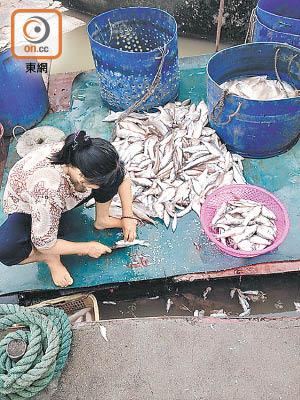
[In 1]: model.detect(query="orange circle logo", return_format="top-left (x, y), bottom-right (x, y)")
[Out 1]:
top-left (23, 16), bottom-right (50, 43)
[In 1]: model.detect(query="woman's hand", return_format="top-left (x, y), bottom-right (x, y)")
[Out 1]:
top-left (121, 217), bottom-right (137, 242)
top-left (86, 241), bottom-right (112, 258)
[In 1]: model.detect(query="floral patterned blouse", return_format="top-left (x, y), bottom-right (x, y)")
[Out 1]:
top-left (3, 143), bottom-right (91, 250)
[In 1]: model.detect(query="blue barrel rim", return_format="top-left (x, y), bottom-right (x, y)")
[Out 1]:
top-left (255, 14), bottom-right (300, 39)
top-left (257, 2), bottom-right (298, 22)
top-left (87, 7), bottom-right (178, 56)
top-left (206, 41), bottom-right (300, 103)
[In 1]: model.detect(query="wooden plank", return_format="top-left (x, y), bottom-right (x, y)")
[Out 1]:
top-left (173, 260), bottom-right (300, 282)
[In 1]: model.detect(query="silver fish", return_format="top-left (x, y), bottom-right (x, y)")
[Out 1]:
top-left (177, 203), bottom-right (192, 218)
top-left (119, 121), bottom-right (146, 134)
top-left (238, 295), bottom-right (250, 312)
top-left (163, 209), bottom-right (171, 228)
top-left (212, 201), bottom-right (227, 225)
top-left (203, 286), bottom-right (212, 300)
top-left (210, 309), bottom-right (227, 318)
top-left (294, 302), bottom-right (300, 313)
top-left (112, 239), bottom-right (150, 249)
top-left (243, 206), bottom-right (262, 226)
top-left (166, 298), bottom-right (173, 313)
top-left (216, 226), bottom-right (246, 239)
top-left (239, 309), bottom-right (251, 317)
top-left (256, 226), bottom-right (276, 241)
top-left (261, 206), bottom-right (276, 220)
top-left (249, 235), bottom-right (270, 246)
top-left (102, 111), bottom-right (124, 122)
top-left (172, 213), bottom-right (178, 232)
top-left (99, 325), bottom-right (108, 342)
top-left (237, 239), bottom-right (254, 251)
top-left (232, 225), bottom-right (258, 244)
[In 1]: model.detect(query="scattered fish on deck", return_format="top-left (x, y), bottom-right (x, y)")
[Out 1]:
top-left (102, 100), bottom-right (246, 232)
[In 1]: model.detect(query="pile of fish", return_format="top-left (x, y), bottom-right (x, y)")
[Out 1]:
top-left (100, 99), bottom-right (245, 231)
top-left (220, 75), bottom-right (299, 101)
top-left (212, 198), bottom-right (277, 252)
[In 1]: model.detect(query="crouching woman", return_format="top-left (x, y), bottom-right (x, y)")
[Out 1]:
top-left (0, 130), bottom-right (137, 287)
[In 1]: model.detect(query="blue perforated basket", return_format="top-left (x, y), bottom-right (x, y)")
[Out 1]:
top-left (87, 7), bottom-right (179, 111)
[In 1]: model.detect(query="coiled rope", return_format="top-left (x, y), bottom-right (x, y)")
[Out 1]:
top-left (0, 304), bottom-right (72, 399)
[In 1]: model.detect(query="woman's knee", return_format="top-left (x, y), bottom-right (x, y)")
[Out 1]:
top-left (0, 213), bottom-right (32, 266)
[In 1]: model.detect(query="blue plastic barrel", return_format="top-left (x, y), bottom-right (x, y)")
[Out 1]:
top-left (257, 0), bottom-right (300, 35)
top-left (207, 42), bottom-right (300, 158)
top-left (0, 49), bottom-right (49, 136)
top-left (253, 15), bottom-right (300, 49)
top-left (87, 7), bottom-right (179, 112)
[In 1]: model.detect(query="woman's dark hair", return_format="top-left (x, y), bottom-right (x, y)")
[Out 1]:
top-left (51, 131), bottom-right (124, 187)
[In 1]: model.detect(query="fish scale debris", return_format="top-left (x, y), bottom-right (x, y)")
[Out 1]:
top-left (212, 199), bottom-right (277, 251)
top-left (103, 100), bottom-right (246, 231)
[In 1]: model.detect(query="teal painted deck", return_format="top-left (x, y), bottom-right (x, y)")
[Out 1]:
top-left (0, 54), bottom-right (299, 295)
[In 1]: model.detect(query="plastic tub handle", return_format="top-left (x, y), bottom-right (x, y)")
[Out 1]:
top-left (210, 89), bottom-right (242, 126)
top-left (216, 102), bottom-right (242, 126)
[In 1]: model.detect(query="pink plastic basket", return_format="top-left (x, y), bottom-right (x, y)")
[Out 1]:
top-left (200, 184), bottom-right (290, 258)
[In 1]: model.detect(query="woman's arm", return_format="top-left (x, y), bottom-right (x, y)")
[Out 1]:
top-left (38, 238), bottom-right (111, 258)
top-left (118, 176), bottom-right (134, 217)
top-left (93, 177), bottom-right (137, 241)
top-left (118, 177), bottom-right (137, 241)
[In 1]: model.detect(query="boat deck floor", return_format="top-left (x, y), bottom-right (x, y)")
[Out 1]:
top-left (0, 54), bottom-right (299, 296)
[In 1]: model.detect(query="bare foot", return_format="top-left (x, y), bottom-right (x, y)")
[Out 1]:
top-left (94, 216), bottom-right (122, 231)
top-left (20, 248), bottom-right (74, 287)
top-left (47, 257), bottom-right (74, 287)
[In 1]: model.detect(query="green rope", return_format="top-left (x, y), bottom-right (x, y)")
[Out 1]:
top-left (0, 304), bottom-right (72, 399)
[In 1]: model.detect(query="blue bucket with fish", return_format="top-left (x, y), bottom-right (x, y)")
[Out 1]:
top-left (257, 0), bottom-right (300, 35)
top-left (87, 7), bottom-right (179, 112)
top-left (0, 48), bottom-right (49, 136)
top-left (207, 42), bottom-right (300, 158)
